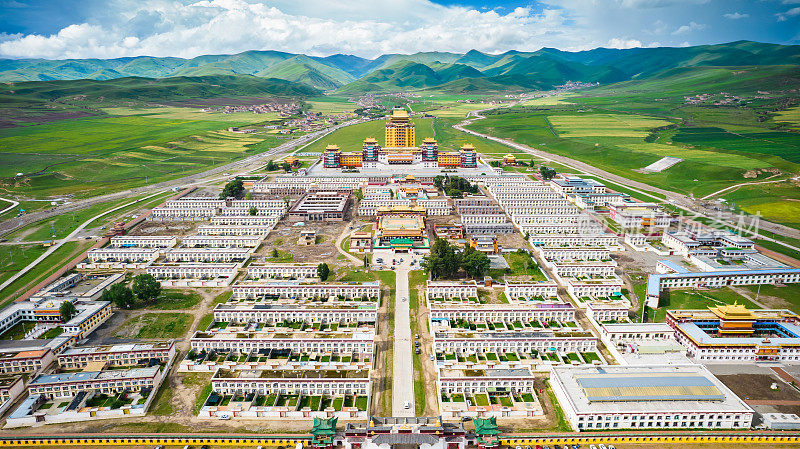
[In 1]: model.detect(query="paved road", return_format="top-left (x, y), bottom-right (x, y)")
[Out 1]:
top-left (0, 118), bottom-right (364, 236)
top-left (0, 197), bottom-right (19, 216)
top-left (392, 258), bottom-right (415, 417)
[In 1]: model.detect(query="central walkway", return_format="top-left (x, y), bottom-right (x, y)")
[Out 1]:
top-left (392, 257), bottom-right (415, 416)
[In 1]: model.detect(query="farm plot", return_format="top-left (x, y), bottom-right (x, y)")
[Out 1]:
top-left (774, 106), bottom-right (800, 130)
top-left (548, 114), bottom-right (672, 138)
top-left (671, 127), bottom-right (800, 164)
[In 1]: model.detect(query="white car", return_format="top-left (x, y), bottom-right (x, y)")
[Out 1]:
top-left (218, 413), bottom-right (231, 420)
top-left (403, 401), bottom-right (410, 409)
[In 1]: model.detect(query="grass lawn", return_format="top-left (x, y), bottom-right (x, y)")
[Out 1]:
top-left (146, 289), bottom-right (202, 310)
top-left (722, 181), bottom-right (800, 231)
top-left (194, 383), bottom-right (213, 415)
top-left (196, 312), bottom-right (214, 331)
top-left (38, 326), bottom-right (63, 339)
top-left (116, 313), bottom-right (193, 339)
top-left (0, 321), bottom-right (36, 340)
top-left (650, 287), bottom-right (759, 322)
top-left (743, 283), bottom-right (800, 314)
top-left (150, 383), bottom-right (173, 416)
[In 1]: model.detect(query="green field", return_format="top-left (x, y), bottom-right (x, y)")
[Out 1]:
top-left (305, 96), bottom-right (356, 113)
top-left (774, 106), bottom-right (800, 130)
top-left (0, 240), bottom-right (93, 308)
top-left (648, 287), bottom-right (759, 322)
top-left (0, 107), bottom-right (287, 198)
top-left (6, 190), bottom-right (174, 242)
top-left (548, 113), bottom-right (672, 138)
top-left (301, 117), bottom-right (435, 153)
top-left (721, 181), bottom-right (800, 230)
top-left (743, 283), bottom-right (800, 313)
top-left (467, 108), bottom-right (798, 197)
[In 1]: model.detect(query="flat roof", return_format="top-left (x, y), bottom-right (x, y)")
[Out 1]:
top-left (552, 365), bottom-right (753, 415)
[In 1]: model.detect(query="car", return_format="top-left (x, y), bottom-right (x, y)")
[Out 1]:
top-left (608, 446), bottom-right (616, 449)
top-left (430, 354), bottom-right (435, 361)
top-left (414, 341), bottom-right (420, 347)
top-left (218, 413), bottom-right (231, 420)
top-left (403, 401), bottom-right (410, 409)
top-left (415, 334), bottom-right (420, 339)
top-left (590, 446), bottom-right (597, 449)
top-left (415, 348), bottom-right (420, 354)
top-left (598, 445), bottom-right (607, 449)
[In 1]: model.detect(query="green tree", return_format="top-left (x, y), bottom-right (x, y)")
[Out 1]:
top-left (248, 205), bottom-right (258, 216)
top-left (266, 160), bottom-right (276, 171)
top-left (539, 166), bottom-right (557, 181)
top-left (132, 273), bottom-right (162, 303)
top-left (244, 192), bottom-right (254, 200)
top-left (282, 162), bottom-right (291, 172)
top-left (59, 301), bottom-right (77, 322)
top-left (219, 179), bottom-right (244, 199)
top-left (354, 188), bottom-right (364, 201)
top-left (461, 246), bottom-right (491, 279)
top-left (271, 248), bottom-right (279, 258)
top-left (317, 263), bottom-right (330, 281)
top-left (102, 283), bottom-right (136, 309)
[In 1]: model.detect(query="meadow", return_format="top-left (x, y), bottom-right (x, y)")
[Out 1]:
top-left (467, 107), bottom-right (799, 197)
top-left (774, 106), bottom-right (800, 130)
top-left (0, 107), bottom-right (287, 199)
top-left (721, 181), bottom-right (800, 230)
top-left (305, 96), bottom-right (357, 113)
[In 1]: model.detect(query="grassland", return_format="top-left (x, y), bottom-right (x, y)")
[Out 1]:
top-left (774, 106), bottom-right (800, 130)
top-left (6, 190), bottom-right (174, 242)
top-left (305, 96), bottom-right (356, 113)
top-left (0, 243), bottom-right (46, 285)
top-left (0, 239), bottom-right (93, 308)
top-left (468, 107), bottom-right (799, 197)
top-left (720, 181), bottom-right (800, 230)
top-left (0, 106), bottom-right (289, 199)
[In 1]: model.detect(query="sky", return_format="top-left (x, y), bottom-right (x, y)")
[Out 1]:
top-left (0, 0), bottom-right (798, 60)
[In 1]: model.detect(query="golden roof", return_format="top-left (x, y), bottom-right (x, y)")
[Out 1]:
top-left (325, 144), bottom-right (340, 150)
top-left (461, 143), bottom-right (475, 150)
top-left (708, 303), bottom-right (757, 320)
top-left (391, 108), bottom-right (410, 118)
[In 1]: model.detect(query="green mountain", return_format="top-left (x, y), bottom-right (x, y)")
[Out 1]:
top-left (337, 60), bottom-right (484, 93)
top-left (0, 75), bottom-right (320, 102)
top-left (1, 40), bottom-right (799, 93)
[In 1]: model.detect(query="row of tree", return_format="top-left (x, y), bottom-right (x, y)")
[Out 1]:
top-left (100, 274), bottom-right (162, 309)
top-left (422, 238), bottom-right (491, 280)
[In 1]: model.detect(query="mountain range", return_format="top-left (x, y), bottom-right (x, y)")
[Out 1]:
top-left (1, 40), bottom-right (799, 94)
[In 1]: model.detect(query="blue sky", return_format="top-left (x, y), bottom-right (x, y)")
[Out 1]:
top-left (0, 0), bottom-right (798, 59)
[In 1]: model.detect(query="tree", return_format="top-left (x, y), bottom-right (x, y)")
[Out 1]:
top-left (363, 255), bottom-right (369, 268)
top-left (271, 248), bottom-right (279, 258)
top-left (266, 160), bottom-right (276, 171)
top-left (317, 263), bottom-right (330, 281)
top-left (132, 273), bottom-right (162, 303)
top-left (424, 238), bottom-right (459, 279)
top-left (539, 166), bottom-right (557, 181)
top-left (102, 283), bottom-right (136, 309)
top-left (248, 205), bottom-right (258, 216)
top-left (282, 162), bottom-right (291, 172)
top-left (353, 188), bottom-right (364, 201)
top-left (244, 192), bottom-right (254, 200)
top-left (59, 301), bottom-right (77, 322)
top-left (219, 179), bottom-right (244, 199)
top-left (461, 246), bottom-right (491, 279)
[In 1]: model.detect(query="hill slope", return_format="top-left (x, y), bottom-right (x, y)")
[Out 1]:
top-left (2, 40), bottom-right (799, 93)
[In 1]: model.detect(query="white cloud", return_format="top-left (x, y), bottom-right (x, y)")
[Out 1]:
top-left (776, 6), bottom-right (800, 21)
top-left (0, 0), bottom-right (713, 59)
top-left (606, 38), bottom-right (642, 49)
top-left (0, 0), bottom-right (586, 59)
top-left (723, 12), bottom-right (748, 20)
top-left (672, 21), bottom-right (706, 35)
